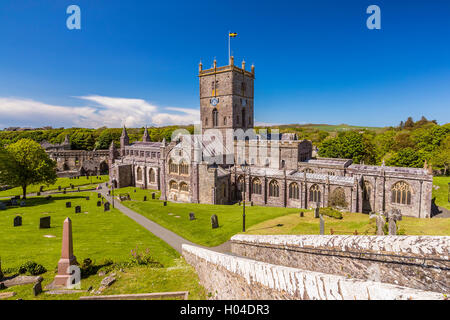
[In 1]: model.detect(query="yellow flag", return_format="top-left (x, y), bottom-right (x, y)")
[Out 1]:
top-left (229, 32), bottom-right (237, 37)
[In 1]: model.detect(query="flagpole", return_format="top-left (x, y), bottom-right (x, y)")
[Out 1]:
top-left (228, 31), bottom-right (230, 64)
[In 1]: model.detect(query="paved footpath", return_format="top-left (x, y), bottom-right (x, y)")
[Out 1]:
top-left (97, 185), bottom-right (230, 254)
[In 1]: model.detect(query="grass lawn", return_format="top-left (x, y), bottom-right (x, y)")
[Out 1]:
top-left (246, 211), bottom-right (450, 236)
top-left (0, 192), bottom-right (206, 300)
top-left (433, 176), bottom-right (450, 210)
top-left (115, 187), bottom-right (308, 247)
top-left (0, 175), bottom-right (109, 198)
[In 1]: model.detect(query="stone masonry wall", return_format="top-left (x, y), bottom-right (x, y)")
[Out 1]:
top-left (182, 244), bottom-right (445, 300)
top-left (231, 235), bottom-right (450, 294)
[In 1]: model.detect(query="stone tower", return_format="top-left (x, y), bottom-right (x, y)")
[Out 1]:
top-left (199, 57), bottom-right (255, 141)
top-left (120, 126), bottom-right (129, 156)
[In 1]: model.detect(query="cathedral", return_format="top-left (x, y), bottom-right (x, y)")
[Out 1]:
top-left (109, 57), bottom-right (433, 218)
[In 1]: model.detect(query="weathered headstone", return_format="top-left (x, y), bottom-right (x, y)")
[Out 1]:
top-left (250, 201), bottom-right (254, 206)
top-left (66, 202), bottom-right (71, 208)
top-left (77, 187), bottom-right (80, 192)
top-left (314, 207), bottom-right (320, 219)
top-left (108, 190), bottom-right (111, 196)
top-left (134, 189), bottom-right (136, 193)
top-left (104, 202), bottom-right (110, 212)
top-left (75, 206), bottom-right (81, 214)
top-left (33, 279), bottom-right (43, 296)
top-left (189, 212), bottom-right (195, 220)
top-left (387, 209), bottom-right (402, 236)
top-left (143, 196), bottom-right (147, 201)
top-left (14, 216), bottom-right (22, 227)
top-left (97, 201), bottom-right (101, 207)
top-left (58, 186), bottom-right (62, 191)
top-left (211, 214), bottom-right (219, 229)
top-left (40, 216), bottom-right (51, 229)
top-left (97, 193), bottom-right (101, 198)
top-left (151, 192), bottom-right (155, 199)
top-left (300, 211), bottom-right (304, 218)
top-left (39, 186), bottom-right (44, 192)
top-left (37, 192), bottom-right (41, 196)
top-left (70, 184), bottom-right (74, 189)
top-left (163, 201), bottom-right (167, 206)
top-left (376, 214), bottom-right (386, 235)
top-left (19, 200), bottom-right (26, 207)
top-left (319, 214), bottom-right (325, 235)
top-left (63, 189), bottom-right (66, 194)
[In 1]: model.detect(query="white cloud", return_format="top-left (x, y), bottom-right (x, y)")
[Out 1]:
top-left (0, 96), bottom-right (199, 128)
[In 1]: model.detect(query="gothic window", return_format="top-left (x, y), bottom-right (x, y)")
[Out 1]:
top-left (391, 181), bottom-right (412, 205)
top-left (149, 168), bottom-right (156, 183)
top-left (136, 167), bottom-right (143, 181)
top-left (179, 182), bottom-right (189, 193)
top-left (212, 109), bottom-right (218, 127)
top-left (241, 82), bottom-right (246, 95)
top-left (309, 184), bottom-right (321, 203)
top-left (281, 160), bottom-right (285, 168)
top-left (237, 115), bottom-right (240, 125)
top-left (252, 178), bottom-right (262, 195)
top-left (179, 161), bottom-right (189, 175)
top-left (168, 159), bottom-right (178, 174)
top-left (242, 109), bottom-right (246, 126)
top-left (169, 180), bottom-right (178, 190)
top-left (223, 117), bottom-right (227, 126)
top-left (269, 180), bottom-right (279, 197)
top-left (205, 117), bottom-right (208, 126)
top-left (289, 182), bottom-right (299, 199)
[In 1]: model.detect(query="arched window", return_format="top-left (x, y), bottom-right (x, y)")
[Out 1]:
top-left (168, 159), bottom-right (178, 174)
top-left (304, 168), bottom-right (314, 173)
top-left (289, 182), bottom-right (299, 199)
top-left (242, 109), bottom-right (246, 127)
top-left (149, 168), bottom-right (156, 183)
top-left (169, 181), bottom-right (178, 191)
top-left (391, 181), bottom-right (412, 205)
top-left (205, 117), bottom-right (208, 126)
top-left (223, 117), bottom-right (227, 126)
top-left (221, 183), bottom-right (227, 197)
top-left (269, 180), bottom-right (279, 197)
top-left (136, 167), bottom-right (143, 181)
top-left (179, 182), bottom-right (189, 193)
top-left (252, 178), bottom-right (262, 195)
top-left (212, 108), bottom-right (218, 127)
top-left (241, 82), bottom-right (246, 95)
top-left (179, 161), bottom-right (189, 175)
top-left (309, 184), bottom-right (321, 203)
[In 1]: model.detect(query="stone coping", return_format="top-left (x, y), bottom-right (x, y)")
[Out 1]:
top-left (230, 235), bottom-right (450, 260)
top-left (182, 244), bottom-right (445, 300)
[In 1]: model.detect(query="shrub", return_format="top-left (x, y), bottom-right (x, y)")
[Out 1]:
top-left (130, 247), bottom-right (163, 268)
top-left (18, 261), bottom-right (47, 275)
top-left (319, 207), bottom-right (343, 219)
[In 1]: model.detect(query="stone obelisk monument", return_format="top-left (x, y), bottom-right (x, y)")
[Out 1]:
top-left (53, 217), bottom-right (78, 286)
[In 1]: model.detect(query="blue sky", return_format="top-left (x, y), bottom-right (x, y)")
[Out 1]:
top-left (0, 0), bottom-right (449, 128)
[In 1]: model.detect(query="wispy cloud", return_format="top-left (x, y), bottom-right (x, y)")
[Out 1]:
top-left (0, 96), bottom-right (199, 129)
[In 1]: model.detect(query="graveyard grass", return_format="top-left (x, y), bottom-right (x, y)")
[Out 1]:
top-left (0, 192), bottom-right (206, 300)
top-left (0, 175), bottom-right (109, 198)
top-left (433, 176), bottom-right (450, 210)
top-left (245, 211), bottom-right (450, 236)
top-left (116, 187), bottom-right (309, 247)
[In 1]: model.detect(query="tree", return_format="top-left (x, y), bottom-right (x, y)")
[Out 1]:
top-left (385, 147), bottom-right (425, 168)
top-left (1, 139), bottom-right (57, 199)
top-left (430, 136), bottom-right (450, 175)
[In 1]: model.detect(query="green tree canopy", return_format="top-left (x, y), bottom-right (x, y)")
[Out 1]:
top-left (1, 139), bottom-right (57, 198)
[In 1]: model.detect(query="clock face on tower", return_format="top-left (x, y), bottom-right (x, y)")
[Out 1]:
top-left (210, 98), bottom-right (219, 106)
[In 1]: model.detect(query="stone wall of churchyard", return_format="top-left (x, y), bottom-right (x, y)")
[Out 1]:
top-left (230, 235), bottom-right (449, 294)
top-left (182, 244), bottom-right (445, 300)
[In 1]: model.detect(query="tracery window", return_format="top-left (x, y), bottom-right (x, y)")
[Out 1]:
top-left (289, 182), bottom-right (299, 199)
top-left (252, 178), bottom-right (262, 195)
top-left (269, 180), bottom-right (279, 197)
top-left (391, 181), bottom-right (412, 205)
top-left (309, 184), bottom-right (321, 203)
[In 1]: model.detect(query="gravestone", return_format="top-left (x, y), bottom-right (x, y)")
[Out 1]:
top-left (314, 207), bottom-right (320, 219)
top-left (376, 214), bottom-right (386, 235)
top-left (163, 201), bottom-right (167, 206)
top-left (300, 211), bottom-right (304, 218)
top-left (14, 216), bottom-right (22, 227)
top-left (238, 201), bottom-right (241, 206)
top-left (70, 184), bottom-right (74, 189)
top-left (0, 202), bottom-right (6, 210)
top-left (98, 193), bottom-right (101, 198)
top-left (66, 202), bottom-right (71, 208)
top-left (39, 186), bottom-right (44, 192)
top-left (189, 212), bottom-right (195, 221)
top-left (143, 196), bottom-right (147, 201)
top-left (387, 209), bottom-right (402, 236)
top-left (134, 189), bottom-right (136, 193)
top-left (40, 216), bottom-right (51, 229)
top-left (108, 190), bottom-right (111, 196)
top-left (63, 189), bottom-right (66, 194)
top-left (33, 278), bottom-right (43, 296)
top-left (250, 201), bottom-right (254, 206)
top-left (97, 201), bottom-right (101, 207)
top-left (37, 192), bottom-right (41, 196)
top-left (86, 196), bottom-right (90, 201)
top-left (319, 214), bottom-right (325, 235)
top-left (45, 195), bottom-right (52, 201)
top-left (151, 192), bottom-right (155, 199)
top-left (20, 200), bottom-right (26, 207)
top-left (58, 186), bottom-right (62, 191)
top-left (77, 187), bottom-right (80, 192)
top-left (211, 214), bottom-right (219, 229)
top-left (104, 202), bottom-right (110, 212)
top-left (75, 206), bottom-right (81, 214)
